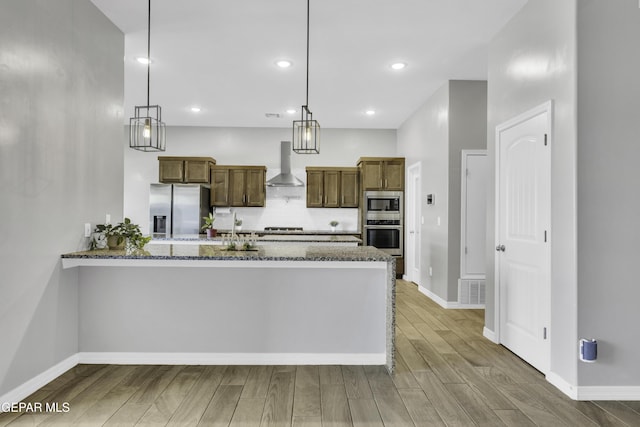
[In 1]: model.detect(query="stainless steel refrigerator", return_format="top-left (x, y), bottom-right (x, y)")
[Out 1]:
top-left (150, 184), bottom-right (210, 236)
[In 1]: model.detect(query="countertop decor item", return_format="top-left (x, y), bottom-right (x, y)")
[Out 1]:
top-left (292, 0), bottom-right (320, 154)
top-left (330, 220), bottom-right (339, 232)
top-left (93, 218), bottom-right (151, 251)
top-left (129, 0), bottom-right (166, 152)
top-left (201, 212), bottom-right (217, 237)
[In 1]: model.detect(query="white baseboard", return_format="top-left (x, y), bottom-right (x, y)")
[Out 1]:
top-left (546, 372), bottom-right (578, 400)
top-left (77, 352), bottom-right (386, 366)
top-left (575, 386), bottom-right (640, 401)
top-left (546, 372), bottom-right (640, 400)
top-left (0, 354), bottom-right (79, 411)
top-left (482, 327), bottom-right (498, 343)
top-left (418, 285), bottom-right (462, 309)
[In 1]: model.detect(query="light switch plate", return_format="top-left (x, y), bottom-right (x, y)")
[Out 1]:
top-left (84, 223), bottom-right (92, 237)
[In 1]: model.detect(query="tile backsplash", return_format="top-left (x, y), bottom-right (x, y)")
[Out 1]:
top-left (213, 183), bottom-right (359, 232)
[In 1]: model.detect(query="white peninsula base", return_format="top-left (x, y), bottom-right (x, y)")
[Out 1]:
top-left (63, 245), bottom-right (395, 372)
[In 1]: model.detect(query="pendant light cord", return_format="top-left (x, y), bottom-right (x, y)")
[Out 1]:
top-left (305, 0), bottom-right (310, 107)
top-left (146, 0), bottom-right (151, 107)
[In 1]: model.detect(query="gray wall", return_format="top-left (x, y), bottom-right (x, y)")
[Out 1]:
top-left (397, 80), bottom-right (486, 302)
top-left (485, 0), bottom-right (578, 384)
top-left (398, 83), bottom-right (450, 297)
top-left (576, 0), bottom-right (640, 386)
top-left (447, 81), bottom-right (488, 299)
top-left (0, 0), bottom-right (124, 397)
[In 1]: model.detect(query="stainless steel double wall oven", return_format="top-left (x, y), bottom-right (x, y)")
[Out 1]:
top-left (363, 191), bottom-right (403, 256)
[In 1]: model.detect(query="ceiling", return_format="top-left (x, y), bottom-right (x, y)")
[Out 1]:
top-left (90, 0), bottom-right (527, 129)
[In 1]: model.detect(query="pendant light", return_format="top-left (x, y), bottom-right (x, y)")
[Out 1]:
top-left (292, 0), bottom-right (320, 154)
top-left (129, 0), bottom-right (166, 152)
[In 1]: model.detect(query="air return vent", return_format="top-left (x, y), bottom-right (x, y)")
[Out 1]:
top-left (458, 279), bottom-right (486, 306)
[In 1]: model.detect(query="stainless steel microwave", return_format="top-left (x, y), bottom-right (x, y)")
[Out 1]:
top-left (364, 191), bottom-right (403, 223)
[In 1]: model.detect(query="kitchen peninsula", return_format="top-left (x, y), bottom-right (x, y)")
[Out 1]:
top-left (62, 244), bottom-right (395, 372)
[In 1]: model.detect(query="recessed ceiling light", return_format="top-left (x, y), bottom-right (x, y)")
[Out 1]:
top-left (390, 62), bottom-right (407, 70)
top-left (365, 110), bottom-right (376, 116)
top-left (276, 60), bottom-right (292, 68)
top-left (191, 107), bottom-right (201, 113)
top-left (136, 56), bottom-right (152, 65)
top-left (286, 109), bottom-right (297, 115)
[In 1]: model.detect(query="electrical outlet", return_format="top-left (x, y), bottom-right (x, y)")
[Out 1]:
top-left (84, 223), bottom-right (92, 237)
top-left (105, 214), bottom-right (111, 224)
top-left (429, 266), bottom-right (433, 277)
top-left (437, 216), bottom-right (441, 226)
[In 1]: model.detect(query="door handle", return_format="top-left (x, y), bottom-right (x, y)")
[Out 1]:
top-left (495, 245), bottom-right (505, 252)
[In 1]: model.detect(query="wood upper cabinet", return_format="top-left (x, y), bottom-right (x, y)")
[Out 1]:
top-left (306, 167), bottom-right (359, 208)
top-left (340, 169), bottom-right (360, 207)
top-left (245, 168), bottom-right (266, 207)
top-left (323, 170), bottom-right (341, 208)
top-left (210, 167), bottom-right (230, 206)
top-left (357, 157), bottom-right (405, 191)
top-left (306, 169), bottom-right (324, 208)
top-left (158, 157), bottom-right (216, 184)
top-left (211, 165), bottom-right (266, 207)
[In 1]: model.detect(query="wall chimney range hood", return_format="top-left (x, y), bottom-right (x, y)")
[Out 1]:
top-left (266, 141), bottom-right (304, 187)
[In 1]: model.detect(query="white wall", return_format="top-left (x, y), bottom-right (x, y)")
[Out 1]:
top-left (486, 0), bottom-right (578, 385)
top-left (397, 81), bottom-right (487, 302)
top-left (576, 0), bottom-right (640, 387)
top-left (124, 127), bottom-right (397, 234)
top-left (0, 0), bottom-right (124, 397)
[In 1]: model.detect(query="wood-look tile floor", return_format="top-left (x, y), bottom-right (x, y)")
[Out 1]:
top-left (2, 279), bottom-right (639, 426)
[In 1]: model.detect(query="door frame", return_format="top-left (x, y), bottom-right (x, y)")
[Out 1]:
top-left (405, 161), bottom-right (422, 284)
top-left (493, 100), bottom-right (553, 349)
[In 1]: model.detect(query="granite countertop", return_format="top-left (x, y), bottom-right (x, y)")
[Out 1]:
top-left (62, 243), bottom-right (391, 262)
top-left (152, 233), bottom-right (362, 243)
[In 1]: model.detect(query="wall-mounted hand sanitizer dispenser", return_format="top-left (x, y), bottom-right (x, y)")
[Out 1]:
top-left (580, 339), bottom-right (597, 363)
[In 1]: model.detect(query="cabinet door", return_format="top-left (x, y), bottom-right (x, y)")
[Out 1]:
top-left (159, 159), bottom-right (184, 183)
top-left (340, 170), bottom-right (359, 207)
top-left (245, 168), bottom-right (266, 207)
top-left (384, 160), bottom-right (405, 190)
top-left (184, 160), bottom-right (210, 183)
top-left (306, 170), bottom-right (324, 207)
top-left (323, 170), bottom-right (340, 207)
top-left (210, 168), bottom-right (230, 206)
top-left (229, 169), bottom-right (246, 206)
top-left (360, 161), bottom-right (383, 190)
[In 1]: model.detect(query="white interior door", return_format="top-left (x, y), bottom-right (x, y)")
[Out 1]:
top-left (406, 162), bottom-right (421, 284)
top-left (461, 150), bottom-right (487, 279)
top-left (496, 102), bottom-right (551, 374)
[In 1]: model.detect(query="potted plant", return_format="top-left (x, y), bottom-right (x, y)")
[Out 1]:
top-left (201, 212), bottom-right (217, 237)
top-left (234, 218), bottom-right (243, 232)
top-left (330, 220), bottom-right (339, 232)
top-left (94, 218), bottom-right (151, 251)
